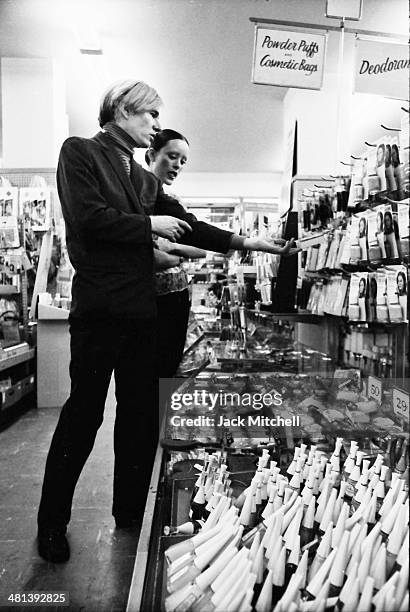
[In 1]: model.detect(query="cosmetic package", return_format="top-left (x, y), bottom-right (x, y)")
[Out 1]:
top-left (367, 272), bottom-right (378, 322)
top-left (372, 205), bottom-right (388, 260)
top-left (383, 205), bottom-right (400, 259)
top-left (386, 265), bottom-right (408, 322)
top-left (396, 203), bottom-right (409, 258)
top-left (357, 212), bottom-right (369, 261)
top-left (349, 272), bottom-right (368, 322)
top-left (375, 269), bottom-right (389, 323)
top-left (19, 187), bottom-right (51, 231)
top-left (367, 148), bottom-right (381, 196)
top-left (376, 140), bottom-right (387, 192)
top-left (335, 230), bottom-right (349, 267)
top-left (323, 276), bottom-right (349, 317)
top-left (396, 127), bottom-right (408, 191)
top-left (305, 247), bottom-right (319, 272)
top-left (0, 186), bottom-right (19, 218)
top-left (316, 239), bottom-right (330, 271)
top-left (384, 137), bottom-right (398, 192)
top-left (347, 159), bottom-right (365, 210)
top-left (325, 231), bottom-right (342, 270)
top-left (348, 217), bottom-right (361, 263)
top-left (306, 281), bottom-right (325, 315)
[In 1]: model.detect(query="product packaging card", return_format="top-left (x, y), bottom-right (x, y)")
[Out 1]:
top-left (383, 204), bottom-right (399, 259)
top-left (0, 187), bottom-right (19, 217)
top-left (335, 277), bottom-right (349, 317)
top-left (368, 205), bottom-right (387, 260)
top-left (349, 272), bottom-right (368, 321)
top-left (350, 213), bottom-right (369, 261)
top-left (376, 140), bottom-right (387, 191)
top-left (384, 137), bottom-right (397, 191)
top-left (0, 216), bottom-right (20, 248)
top-left (323, 278), bottom-right (336, 314)
top-left (368, 272), bottom-right (378, 322)
top-left (391, 134), bottom-right (409, 189)
top-left (325, 231), bottom-right (341, 269)
top-left (362, 155), bottom-right (369, 200)
top-left (386, 265), bottom-right (408, 321)
top-left (349, 216), bottom-right (360, 263)
top-left (366, 148), bottom-right (381, 195)
top-left (375, 269), bottom-right (387, 305)
top-left (358, 211), bottom-right (369, 260)
top-left (347, 158), bottom-right (365, 209)
top-left (19, 187), bottom-right (51, 231)
top-left (397, 128), bottom-right (408, 190)
top-left (396, 203), bottom-right (409, 258)
top-left (316, 240), bottom-right (329, 271)
top-left (307, 281), bottom-right (323, 314)
top-left (307, 246), bottom-right (319, 271)
top-left (335, 230), bottom-right (349, 267)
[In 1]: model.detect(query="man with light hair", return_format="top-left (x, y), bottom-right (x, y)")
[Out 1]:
top-left (37, 79), bottom-right (298, 563)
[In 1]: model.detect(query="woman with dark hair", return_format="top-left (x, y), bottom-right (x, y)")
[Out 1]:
top-left (358, 216), bottom-right (368, 260)
top-left (397, 270), bottom-right (408, 320)
top-left (376, 144), bottom-right (386, 191)
top-left (384, 210), bottom-right (399, 258)
top-left (376, 210), bottom-right (386, 258)
top-left (146, 129), bottom-right (206, 377)
top-left (358, 277), bottom-right (367, 299)
top-left (397, 271), bottom-right (407, 296)
top-left (358, 276), bottom-right (367, 320)
top-left (391, 143), bottom-right (405, 190)
top-left (391, 144), bottom-right (400, 168)
top-left (384, 143), bottom-right (397, 191)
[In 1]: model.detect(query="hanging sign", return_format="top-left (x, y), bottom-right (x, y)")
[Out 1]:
top-left (354, 39), bottom-right (409, 101)
top-left (252, 26), bottom-right (327, 90)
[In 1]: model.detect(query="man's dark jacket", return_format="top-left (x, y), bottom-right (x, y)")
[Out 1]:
top-left (57, 132), bottom-right (233, 320)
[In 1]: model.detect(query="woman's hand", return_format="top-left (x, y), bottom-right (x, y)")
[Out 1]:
top-left (242, 236), bottom-right (301, 256)
top-left (166, 244), bottom-right (207, 259)
top-left (150, 215), bottom-right (192, 241)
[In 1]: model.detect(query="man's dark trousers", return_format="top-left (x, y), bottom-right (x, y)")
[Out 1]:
top-left (38, 316), bottom-right (157, 529)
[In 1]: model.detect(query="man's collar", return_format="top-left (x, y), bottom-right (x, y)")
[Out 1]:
top-left (102, 122), bottom-right (137, 155)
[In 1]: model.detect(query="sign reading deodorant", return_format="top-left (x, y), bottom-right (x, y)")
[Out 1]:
top-left (354, 39), bottom-right (409, 101)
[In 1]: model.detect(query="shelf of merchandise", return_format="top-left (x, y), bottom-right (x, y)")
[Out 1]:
top-left (247, 309), bottom-right (322, 324)
top-left (0, 348), bottom-right (35, 372)
top-left (0, 168), bottom-right (60, 419)
top-left (0, 286), bottom-right (19, 295)
top-left (126, 351), bottom-right (409, 611)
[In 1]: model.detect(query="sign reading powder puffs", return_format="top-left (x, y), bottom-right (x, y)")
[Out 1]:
top-left (252, 26), bottom-right (327, 90)
top-left (354, 39), bottom-right (409, 100)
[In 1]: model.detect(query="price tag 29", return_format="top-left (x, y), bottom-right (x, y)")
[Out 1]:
top-left (368, 376), bottom-right (382, 405)
top-left (393, 387), bottom-right (409, 422)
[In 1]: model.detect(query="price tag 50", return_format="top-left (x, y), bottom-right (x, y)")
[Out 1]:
top-left (368, 376), bottom-right (382, 405)
top-left (393, 387), bottom-right (409, 422)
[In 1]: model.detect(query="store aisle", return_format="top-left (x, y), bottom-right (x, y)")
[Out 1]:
top-left (0, 381), bottom-right (139, 612)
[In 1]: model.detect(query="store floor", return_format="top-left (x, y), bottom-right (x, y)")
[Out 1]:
top-left (0, 380), bottom-right (139, 612)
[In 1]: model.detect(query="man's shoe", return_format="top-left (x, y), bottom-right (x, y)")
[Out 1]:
top-left (114, 513), bottom-right (142, 529)
top-left (38, 528), bottom-right (70, 563)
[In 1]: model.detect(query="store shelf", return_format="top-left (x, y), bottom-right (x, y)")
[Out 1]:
top-left (0, 348), bottom-right (35, 372)
top-left (38, 303), bottom-right (69, 320)
top-left (354, 187), bottom-right (409, 210)
top-left (0, 374), bottom-right (35, 413)
top-left (248, 309), bottom-right (322, 323)
top-left (0, 285), bottom-right (19, 295)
